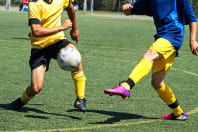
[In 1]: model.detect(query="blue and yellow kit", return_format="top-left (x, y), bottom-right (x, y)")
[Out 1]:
top-left (131, 0), bottom-right (197, 52)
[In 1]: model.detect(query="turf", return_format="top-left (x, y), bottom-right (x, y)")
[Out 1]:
top-left (0, 11), bottom-right (198, 132)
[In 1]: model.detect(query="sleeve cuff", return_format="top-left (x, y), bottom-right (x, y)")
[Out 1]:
top-left (29, 18), bottom-right (41, 26)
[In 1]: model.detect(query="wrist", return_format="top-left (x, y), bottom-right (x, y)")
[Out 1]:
top-left (72, 25), bottom-right (78, 30)
top-left (72, 28), bottom-right (78, 31)
top-left (58, 26), bottom-right (64, 32)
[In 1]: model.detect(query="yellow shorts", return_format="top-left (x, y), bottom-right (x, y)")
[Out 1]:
top-left (149, 38), bottom-right (176, 74)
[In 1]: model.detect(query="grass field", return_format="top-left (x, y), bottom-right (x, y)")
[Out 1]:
top-left (0, 11), bottom-right (198, 132)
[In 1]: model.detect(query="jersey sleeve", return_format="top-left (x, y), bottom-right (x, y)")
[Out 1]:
top-left (63, 0), bottom-right (74, 9)
top-left (131, 0), bottom-right (152, 16)
top-left (28, 2), bottom-right (41, 26)
top-left (178, 0), bottom-right (197, 25)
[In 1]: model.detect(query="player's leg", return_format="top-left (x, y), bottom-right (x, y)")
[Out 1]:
top-left (7, 65), bottom-right (46, 110)
top-left (152, 70), bottom-right (187, 120)
top-left (150, 39), bottom-right (187, 120)
top-left (104, 46), bottom-right (162, 99)
top-left (26, 65), bottom-right (46, 97)
top-left (63, 44), bottom-right (87, 112)
top-left (7, 46), bottom-right (50, 110)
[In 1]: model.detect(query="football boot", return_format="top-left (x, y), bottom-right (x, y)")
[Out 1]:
top-left (74, 98), bottom-right (87, 112)
top-left (104, 85), bottom-right (130, 99)
top-left (162, 112), bottom-right (188, 121)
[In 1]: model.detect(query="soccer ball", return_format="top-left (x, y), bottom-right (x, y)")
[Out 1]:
top-left (57, 47), bottom-right (81, 71)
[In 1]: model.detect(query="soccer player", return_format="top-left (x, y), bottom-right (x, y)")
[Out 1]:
top-left (104, 0), bottom-right (198, 120)
top-left (7, 0), bottom-right (87, 112)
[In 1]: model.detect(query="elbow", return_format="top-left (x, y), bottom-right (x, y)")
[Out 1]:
top-left (33, 31), bottom-right (42, 37)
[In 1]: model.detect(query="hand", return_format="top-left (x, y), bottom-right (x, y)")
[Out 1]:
top-left (190, 40), bottom-right (198, 56)
top-left (70, 29), bottom-right (79, 43)
top-left (61, 20), bottom-right (72, 30)
top-left (122, 4), bottom-right (133, 16)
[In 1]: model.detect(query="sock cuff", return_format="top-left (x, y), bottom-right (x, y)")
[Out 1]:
top-left (168, 99), bottom-right (179, 108)
top-left (72, 71), bottom-right (84, 78)
top-left (23, 91), bottom-right (34, 99)
top-left (156, 84), bottom-right (166, 93)
top-left (127, 78), bottom-right (135, 88)
top-left (21, 91), bottom-right (34, 104)
top-left (72, 71), bottom-right (86, 80)
top-left (141, 58), bottom-right (152, 65)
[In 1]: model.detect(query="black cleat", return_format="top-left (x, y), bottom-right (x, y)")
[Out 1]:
top-left (7, 98), bottom-right (25, 110)
top-left (74, 98), bottom-right (87, 112)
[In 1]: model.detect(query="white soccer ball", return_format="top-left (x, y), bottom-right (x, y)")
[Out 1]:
top-left (57, 47), bottom-right (81, 71)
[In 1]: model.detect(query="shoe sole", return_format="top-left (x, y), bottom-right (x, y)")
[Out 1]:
top-left (104, 91), bottom-right (129, 99)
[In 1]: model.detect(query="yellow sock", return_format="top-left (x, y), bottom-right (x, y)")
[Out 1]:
top-left (172, 106), bottom-right (183, 116)
top-left (128, 59), bottom-right (152, 84)
top-left (72, 71), bottom-right (86, 99)
top-left (21, 91), bottom-right (34, 104)
top-left (156, 84), bottom-right (183, 116)
top-left (121, 82), bottom-right (130, 90)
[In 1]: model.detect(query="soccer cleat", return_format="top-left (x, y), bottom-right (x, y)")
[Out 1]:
top-left (74, 98), bottom-right (87, 112)
top-left (104, 85), bottom-right (130, 99)
top-left (162, 112), bottom-right (188, 121)
top-left (7, 98), bottom-right (25, 110)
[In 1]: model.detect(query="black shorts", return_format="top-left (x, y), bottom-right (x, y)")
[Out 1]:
top-left (29, 39), bottom-right (72, 71)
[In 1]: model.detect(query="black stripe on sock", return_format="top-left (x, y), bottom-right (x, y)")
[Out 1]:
top-left (168, 100), bottom-right (179, 108)
top-left (127, 78), bottom-right (135, 89)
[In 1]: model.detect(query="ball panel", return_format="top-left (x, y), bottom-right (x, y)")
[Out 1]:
top-left (57, 47), bottom-right (81, 71)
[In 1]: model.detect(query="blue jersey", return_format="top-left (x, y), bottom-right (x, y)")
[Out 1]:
top-left (131, 0), bottom-right (197, 51)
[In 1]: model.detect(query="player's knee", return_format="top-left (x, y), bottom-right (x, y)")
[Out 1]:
top-left (151, 79), bottom-right (164, 89)
top-left (66, 43), bottom-right (77, 49)
top-left (143, 49), bottom-right (160, 62)
top-left (31, 84), bottom-right (43, 94)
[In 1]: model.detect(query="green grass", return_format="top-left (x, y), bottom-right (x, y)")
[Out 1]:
top-left (0, 10), bottom-right (198, 132)
top-left (77, 10), bottom-right (123, 15)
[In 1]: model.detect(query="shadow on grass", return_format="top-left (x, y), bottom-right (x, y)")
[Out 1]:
top-left (67, 109), bottom-right (159, 124)
top-left (0, 103), bottom-right (81, 120)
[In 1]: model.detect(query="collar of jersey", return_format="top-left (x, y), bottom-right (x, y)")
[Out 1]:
top-left (43, 0), bottom-right (53, 4)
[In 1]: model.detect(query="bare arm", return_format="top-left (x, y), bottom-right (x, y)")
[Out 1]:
top-left (31, 20), bottom-right (72, 37)
top-left (189, 22), bottom-right (198, 56)
top-left (122, 4), bottom-right (133, 16)
top-left (66, 3), bottom-right (79, 43)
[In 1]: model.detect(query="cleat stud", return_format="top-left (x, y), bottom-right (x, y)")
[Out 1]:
top-left (122, 96), bottom-right (129, 99)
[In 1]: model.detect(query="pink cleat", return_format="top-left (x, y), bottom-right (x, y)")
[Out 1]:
top-left (162, 112), bottom-right (188, 121)
top-left (104, 85), bottom-right (130, 99)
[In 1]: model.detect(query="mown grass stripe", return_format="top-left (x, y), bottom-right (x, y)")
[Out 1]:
top-left (2, 106), bottom-right (198, 132)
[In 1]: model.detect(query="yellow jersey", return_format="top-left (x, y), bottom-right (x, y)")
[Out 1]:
top-left (28, 0), bottom-right (73, 48)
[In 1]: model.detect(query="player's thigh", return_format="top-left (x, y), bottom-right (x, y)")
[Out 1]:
top-left (151, 38), bottom-right (176, 74)
top-left (31, 65), bottom-right (46, 91)
top-left (152, 51), bottom-right (176, 74)
top-left (143, 49), bottom-right (163, 62)
top-left (149, 38), bottom-right (176, 60)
